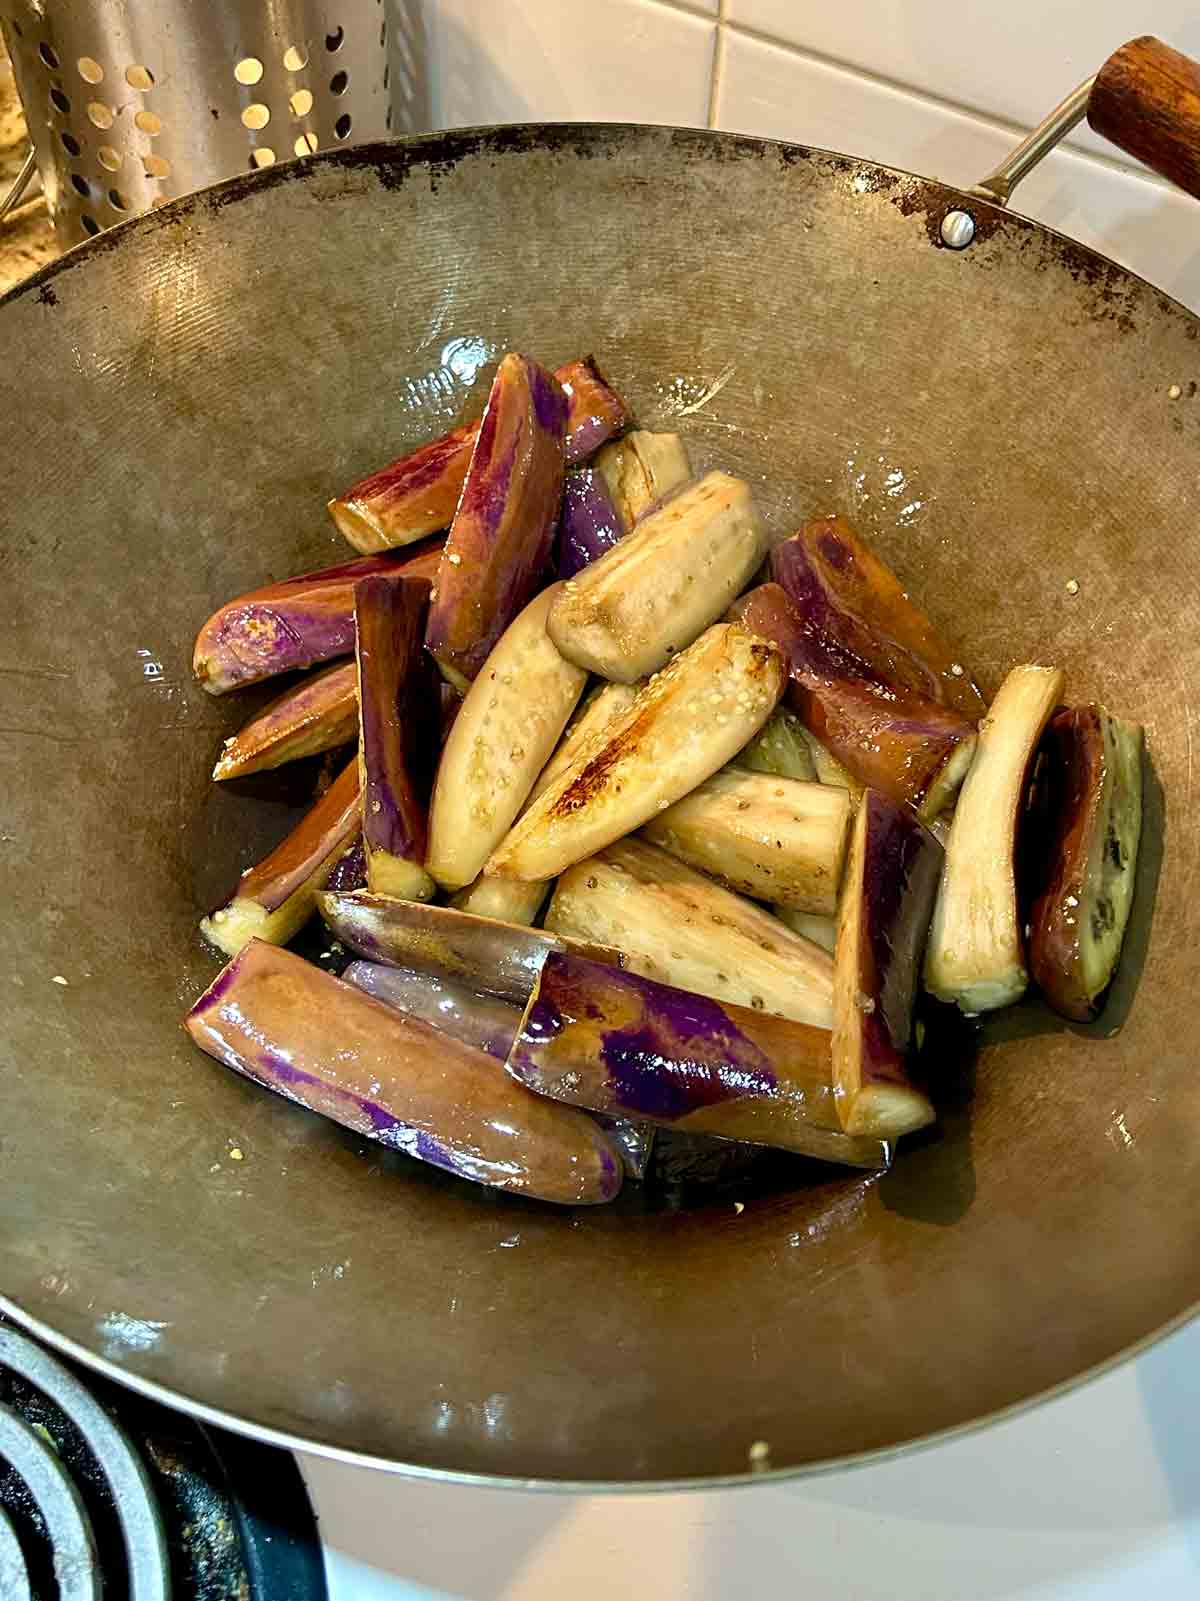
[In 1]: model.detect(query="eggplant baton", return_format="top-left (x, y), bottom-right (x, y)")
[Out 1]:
top-left (342, 958), bottom-right (656, 1179)
top-left (202, 758), bottom-right (361, 958)
top-left (212, 660), bottom-right (358, 781)
top-left (328, 355), bottom-right (628, 554)
top-left (425, 583), bottom-right (588, 891)
top-left (1026, 704), bottom-right (1144, 1021)
top-left (549, 470), bottom-right (768, 682)
top-left (731, 582), bottom-right (976, 821)
top-left (506, 951), bottom-right (890, 1170)
top-left (925, 663), bottom-right (1064, 1013)
top-left (424, 353), bottom-right (568, 690)
top-left (317, 889), bottom-right (624, 1004)
top-left (354, 573), bottom-right (439, 901)
top-left (193, 542), bottom-right (442, 696)
top-left (486, 622), bottom-right (785, 882)
top-left (544, 836), bottom-right (835, 1028)
top-left (186, 941), bottom-right (623, 1205)
top-left (833, 791), bottom-right (941, 1138)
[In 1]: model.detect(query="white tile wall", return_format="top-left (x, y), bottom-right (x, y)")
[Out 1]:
top-left (420, 0), bottom-right (716, 131)
top-left (412, 0), bottom-right (1200, 312)
top-left (723, 0), bottom-right (1200, 171)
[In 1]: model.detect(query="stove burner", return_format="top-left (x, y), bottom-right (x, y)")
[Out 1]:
top-left (0, 1327), bottom-right (167, 1599)
top-left (0, 1321), bottom-right (327, 1600)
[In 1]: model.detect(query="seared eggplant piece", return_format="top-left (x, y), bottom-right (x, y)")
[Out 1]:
top-left (424, 354), bottom-right (567, 690)
top-left (557, 468), bottom-right (624, 580)
top-left (201, 760), bottom-right (360, 957)
top-left (328, 422), bottom-right (480, 555)
top-left (186, 941), bottom-right (621, 1205)
top-left (317, 889), bottom-right (622, 1004)
top-left (731, 583), bottom-right (975, 819)
top-left (341, 959), bottom-right (524, 1061)
top-left (426, 584), bottom-right (587, 891)
top-left (212, 660), bottom-right (357, 781)
top-left (773, 517), bottom-right (987, 719)
top-left (506, 952), bottom-right (889, 1169)
top-left (734, 706), bottom-right (818, 782)
top-left (354, 574), bottom-right (438, 901)
top-left (193, 542), bottom-right (442, 695)
top-left (529, 679), bottom-right (642, 801)
top-left (556, 355), bottom-right (631, 462)
top-left (1026, 705), bottom-right (1144, 1021)
top-left (450, 875), bottom-right (551, 926)
top-left (548, 472), bottom-right (769, 682)
top-left (774, 907), bottom-right (837, 953)
top-left (544, 837), bottom-right (834, 1029)
top-left (641, 769), bottom-right (851, 915)
top-left (486, 623), bottom-right (784, 882)
top-left (342, 959), bottom-right (654, 1178)
top-left (925, 663), bottom-right (1064, 1012)
top-left (328, 357), bottom-right (628, 555)
top-left (558, 432), bottom-right (689, 579)
top-left (593, 430), bottom-right (691, 531)
top-left (446, 684), bottom-right (640, 918)
top-left (324, 834), bottom-right (367, 892)
top-left (833, 792), bottom-right (940, 1137)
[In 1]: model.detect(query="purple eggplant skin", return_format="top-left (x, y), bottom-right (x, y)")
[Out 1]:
top-left (425, 355), bottom-right (568, 690)
top-left (507, 952), bottom-right (891, 1169)
top-left (201, 760), bottom-right (361, 956)
top-left (341, 959), bottom-right (523, 1061)
top-left (186, 941), bottom-right (622, 1205)
top-left (833, 792), bottom-right (940, 1139)
top-left (354, 574), bottom-right (439, 898)
top-left (212, 660), bottom-right (358, 781)
top-left (772, 520), bottom-right (987, 720)
top-left (342, 958), bottom-right (655, 1180)
top-left (556, 355), bottom-right (630, 463)
top-left (730, 583), bottom-right (976, 820)
top-left (324, 835), bottom-right (367, 892)
top-left (317, 889), bottom-right (625, 1005)
top-left (327, 358), bottom-right (628, 556)
top-left (328, 421), bottom-right (481, 555)
top-left (1025, 705), bottom-right (1144, 1022)
top-left (557, 468), bottom-right (624, 579)
top-left (593, 1115), bottom-right (656, 1181)
top-left (193, 541), bottom-right (443, 696)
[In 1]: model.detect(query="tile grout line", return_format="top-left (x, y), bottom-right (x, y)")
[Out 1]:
top-left (707, 4), bottom-right (727, 129)
top-left (681, 8), bottom-right (1174, 194)
top-left (644, 0), bottom-right (725, 22)
top-left (744, 18), bottom-right (1176, 193)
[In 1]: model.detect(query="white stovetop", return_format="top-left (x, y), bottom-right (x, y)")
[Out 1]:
top-left (300, 1313), bottom-right (1200, 1601)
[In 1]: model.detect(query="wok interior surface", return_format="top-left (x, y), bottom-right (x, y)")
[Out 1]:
top-left (2, 125), bottom-right (1197, 1485)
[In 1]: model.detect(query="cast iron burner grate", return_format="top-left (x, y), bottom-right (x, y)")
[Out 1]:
top-left (0, 1320), bottom-right (327, 1600)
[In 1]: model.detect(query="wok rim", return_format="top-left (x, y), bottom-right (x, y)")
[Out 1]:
top-left (2, 1289), bottom-right (1195, 1490)
top-left (4, 120), bottom-right (1198, 335)
top-left (4, 119), bottom-right (1195, 1489)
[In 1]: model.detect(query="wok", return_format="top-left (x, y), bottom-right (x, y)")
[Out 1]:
top-left (3, 36), bottom-right (1199, 1487)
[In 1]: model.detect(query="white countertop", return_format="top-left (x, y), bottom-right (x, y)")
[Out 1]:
top-left (301, 1312), bottom-right (1200, 1600)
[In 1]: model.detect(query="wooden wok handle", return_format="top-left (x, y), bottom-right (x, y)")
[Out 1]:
top-left (1088, 36), bottom-right (1200, 199)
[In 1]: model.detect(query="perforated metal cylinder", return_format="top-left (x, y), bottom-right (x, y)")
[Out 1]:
top-left (1, 0), bottom-right (392, 246)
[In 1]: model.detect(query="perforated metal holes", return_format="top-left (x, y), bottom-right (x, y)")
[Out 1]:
top-left (8, 4), bottom-right (389, 248)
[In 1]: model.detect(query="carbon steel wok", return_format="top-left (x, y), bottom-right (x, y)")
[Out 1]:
top-left (3, 36), bottom-right (1200, 1486)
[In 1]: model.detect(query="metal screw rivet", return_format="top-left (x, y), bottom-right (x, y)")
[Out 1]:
top-left (940, 209), bottom-right (976, 250)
